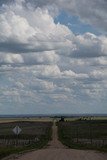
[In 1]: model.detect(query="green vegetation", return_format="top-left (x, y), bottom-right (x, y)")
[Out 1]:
top-left (0, 121), bottom-right (52, 159)
top-left (57, 119), bottom-right (107, 152)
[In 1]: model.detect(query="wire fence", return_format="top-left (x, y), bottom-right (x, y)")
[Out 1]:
top-left (0, 138), bottom-right (39, 146)
top-left (0, 121), bottom-right (52, 147)
top-left (58, 120), bottom-right (107, 148)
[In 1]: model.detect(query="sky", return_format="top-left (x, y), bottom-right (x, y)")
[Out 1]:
top-left (0, 0), bottom-right (107, 115)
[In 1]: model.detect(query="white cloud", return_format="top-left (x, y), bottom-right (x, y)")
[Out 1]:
top-left (93, 57), bottom-right (107, 66)
top-left (22, 51), bottom-right (60, 65)
top-left (0, 53), bottom-right (24, 64)
top-left (70, 33), bottom-right (107, 58)
top-left (62, 70), bottom-right (88, 79)
top-left (0, 0), bottom-right (107, 114)
top-left (0, 1), bottom-right (107, 59)
top-left (0, 10), bottom-right (35, 43)
top-left (29, 0), bottom-right (107, 32)
top-left (0, 2), bottom-right (73, 54)
top-left (90, 69), bottom-right (107, 80)
top-left (32, 65), bottom-right (61, 77)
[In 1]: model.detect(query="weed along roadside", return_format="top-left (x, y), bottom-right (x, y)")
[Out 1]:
top-left (0, 121), bottom-right (52, 159)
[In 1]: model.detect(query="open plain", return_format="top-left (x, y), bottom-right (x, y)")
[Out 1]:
top-left (9, 121), bottom-right (107, 160)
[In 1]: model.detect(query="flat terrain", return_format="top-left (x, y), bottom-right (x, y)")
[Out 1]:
top-left (0, 121), bottom-right (52, 159)
top-left (0, 117), bottom-right (53, 123)
top-left (11, 121), bottom-right (107, 160)
top-left (58, 120), bottom-right (107, 151)
top-left (0, 121), bottom-right (52, 136)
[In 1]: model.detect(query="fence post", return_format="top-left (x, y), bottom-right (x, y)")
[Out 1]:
top-left (89, 120), bottom-right (92, 144)
top-left (76, 125), bottom-right (79, 143)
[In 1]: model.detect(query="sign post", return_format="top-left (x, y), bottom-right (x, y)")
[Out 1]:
top-left (13, 126), bottom-right (22, 146)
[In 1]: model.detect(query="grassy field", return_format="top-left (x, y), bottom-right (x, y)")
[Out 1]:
top-left (0, 117), bottom-right (53, 123)
top-left (0, 120), bottom-right (52, 159)
top-left (57, 118), bottom-right (107, 152)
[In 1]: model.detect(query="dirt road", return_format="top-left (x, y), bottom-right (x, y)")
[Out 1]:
top-left (8, 121), bottom-right (107, 160)
top-left (47, 121), bottom-right (67, 149)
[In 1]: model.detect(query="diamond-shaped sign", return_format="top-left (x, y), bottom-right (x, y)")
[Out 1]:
top-left (13, 126), bottom-right (22, 135)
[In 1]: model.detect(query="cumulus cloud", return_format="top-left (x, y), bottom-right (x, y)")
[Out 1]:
top-left (0, 0), bottom-right (107, 59)
top-left (60, 0), bottom-right (107, 32)
top-left (0, 62), bottom-right (107, 113)
top-left (0, 51), bottom-right (60, 66)
top-left (23, 0), bottom-right (107, 32)
top-left (71, 33), bottom-right (107, 58)
top-left (62, 70), bottom-right (88, 79)
top-left (0, 0), bottom-right (107, 114)
top-left (56, 33), bottom-right (107, 58)
top-left (0, 1), bottom-right (73, 54)
top-left (90, 69), bottom-right (107, 80)
top-left (0, 53), bottom-right (24, 65)
top-left (22, 51), bottom-right (60, 65)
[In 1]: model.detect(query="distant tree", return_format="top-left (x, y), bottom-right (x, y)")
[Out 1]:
top-left (59, 116), bottom-right (65, 122)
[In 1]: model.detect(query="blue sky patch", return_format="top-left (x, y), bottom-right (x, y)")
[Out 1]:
top-left (55, 11), bottom-right (100, 35)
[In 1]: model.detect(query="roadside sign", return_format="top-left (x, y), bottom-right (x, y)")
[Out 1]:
top-left (13, 126), bottom-right (22, 135)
